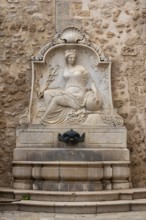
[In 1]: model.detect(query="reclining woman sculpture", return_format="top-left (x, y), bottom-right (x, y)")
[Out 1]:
top-left (40, 49), bottom-right (102, 124)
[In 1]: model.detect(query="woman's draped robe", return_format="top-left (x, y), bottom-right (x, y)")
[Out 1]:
top-left (40, 65), bottom-right (101, 124)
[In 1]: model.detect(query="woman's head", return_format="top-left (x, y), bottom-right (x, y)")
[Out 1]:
top-left (65, 49), bottom-right (76, 65)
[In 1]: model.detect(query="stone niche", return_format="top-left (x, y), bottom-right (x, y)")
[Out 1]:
top-left (12, 27), bottom-right (131, 191)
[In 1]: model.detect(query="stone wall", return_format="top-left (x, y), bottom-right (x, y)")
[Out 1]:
top-left (0, 0), bottom-right (146, 187)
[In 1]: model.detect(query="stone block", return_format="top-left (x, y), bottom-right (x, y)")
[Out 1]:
top-left (13, 148), bottom-right (130, 161)
top-left (133, 191), bottom-right (146, 199)
top-left (41, 166), bottom-right (59, 180)
top-left (40, 180), bottom-right (103, 191)
top-left (87, 182), bottom-right (103, 191)
top-left (13, 165), bottom-right (32, 179)
top-left (102, 181), bottom-right (112, 190)
top-left (112, 164), bottom-right (130, 180)
top-left (0, 204), bottom-right (19, 211)
top-left (13, 180), bottom-right (32, 190)
top-left (88, 131), bottom-right (124, 145)
top-left (112, 181), bottom-right (130, 190)
top-left (74, 192), bottom-right (119, 202)
top-left (97, 204), bottom-right (130, 213)
top-left (55, 203), bottom-right (97, 214)
top-left (42, 181), bottom-right (60, 191)
top-left (60, 166), bottom-right (87, 181)
top-left (32, 165), bottom-right (41, 179)
top-left (19, 203), bottom-right (55, 213)
top-left (17, 129), bottom-right (54, 146)
top-left (119, 193), bottom-right (132, 200)
top-left (87, 165), bottom-right (103, 180)
top-left (103, 165), bottom-right (112, 179)
top-left (131, 204), bottom-right (146, 211)
top-left (16, 126), bottom-right (127, 149)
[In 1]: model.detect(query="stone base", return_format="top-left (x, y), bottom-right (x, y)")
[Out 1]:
top-left (12, 161), bottom-right (131, 191)
top-left (16, 125), bottom-right (127, 149)
top-left (12, 125), bottom-right (131, 191)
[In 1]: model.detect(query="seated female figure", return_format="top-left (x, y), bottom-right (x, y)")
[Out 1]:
top-left (40, 49), bottom-right (102, 124)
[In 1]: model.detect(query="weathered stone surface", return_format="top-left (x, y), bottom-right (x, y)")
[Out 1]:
top-left (16, 126), bottom-right (127, 149)
top-left (1, 210), bottom-right (146, 219)
top-left (12, 161), bottom-right (130, 190)
top-left (0, 0), bottom-right (146, 189)
top-left (0, 0), bottom-right (55, 187)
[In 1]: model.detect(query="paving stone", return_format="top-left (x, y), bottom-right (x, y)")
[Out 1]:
top-left (0, 212), bottom-right (146, 220)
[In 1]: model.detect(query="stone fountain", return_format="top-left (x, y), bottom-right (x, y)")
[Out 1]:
top-left (12, 27), bottom-right (131, 191)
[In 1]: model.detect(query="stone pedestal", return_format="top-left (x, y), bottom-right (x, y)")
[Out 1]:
top-left (12, 125), bottom-right (131, 191)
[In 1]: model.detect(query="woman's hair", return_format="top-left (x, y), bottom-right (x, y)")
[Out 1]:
top-left (65, 49), bottom-right (76, 62)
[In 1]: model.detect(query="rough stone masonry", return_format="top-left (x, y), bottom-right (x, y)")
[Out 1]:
top-left (0, 0), bottom-right (146, 188)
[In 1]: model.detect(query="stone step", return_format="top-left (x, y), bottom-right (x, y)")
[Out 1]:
top-left (1, 188), bottom-right (146, 202)
top-left (14, 189), bottom-right (146, 202)
top-left (1, 199), bottom-right (146, 214)
top-left (1, 188), bottom-right (146, 214)
top-left (0, 197), bottom-right (20, 203)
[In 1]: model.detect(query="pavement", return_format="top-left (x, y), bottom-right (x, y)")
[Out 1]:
top-left (0, 211), bottom-right (146, 220)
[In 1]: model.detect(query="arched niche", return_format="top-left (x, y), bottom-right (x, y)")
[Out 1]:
top-left (19, 27), bottom-right (123, 127)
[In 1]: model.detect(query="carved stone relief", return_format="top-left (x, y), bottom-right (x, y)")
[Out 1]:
top-left (19, 27), bottom-right (123, 126)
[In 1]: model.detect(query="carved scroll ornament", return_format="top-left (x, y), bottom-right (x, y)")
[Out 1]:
top-left (101, 108), bottom-right (123, 126)
top-left (19, 108), bottom-right (29, 127)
